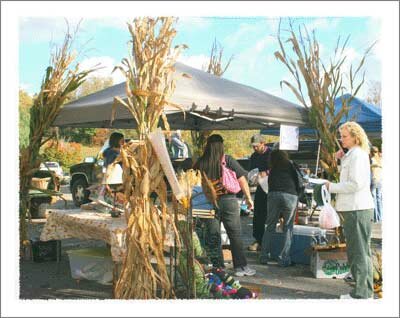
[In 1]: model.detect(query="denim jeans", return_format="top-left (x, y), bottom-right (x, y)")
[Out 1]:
top-left (253, 186), bottom-right (268, 244)
top-left (195, 195), bottom-right (247, 268)
top-left (371, 182), bottom-right (382, 222)
top-left (261, 191), bottom-right (298, 265)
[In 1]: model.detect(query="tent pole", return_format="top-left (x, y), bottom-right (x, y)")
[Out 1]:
top-left (315, 139), bottom-right (321, 176)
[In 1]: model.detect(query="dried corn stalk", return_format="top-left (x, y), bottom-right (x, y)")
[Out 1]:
top-left (113, 17), bottom-right (186, 299)
top-left (275, 19), bottom-right (375, 181)
top-left (372, 249), bottom-right (382, 296)
top-left (19, 27), bottom-right (95, 246)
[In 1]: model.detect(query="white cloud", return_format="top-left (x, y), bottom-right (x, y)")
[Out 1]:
top-left (19, 83), bottom-right (33, 94)
top-left (266, 18), bottom-right (280, 35)
top-left (340, 47), bottom-right (363, 82)
top-left (86, 17), bottom-right (131, 30)
top-left (79, 56), bottom-right (125, 84)
top-left (176, 17), bottom-right (211, 31)
top-left (224, 22), bottom-right (265, 48)
top-left (177, 54), bottom-right (210, 71)
top-left (304, 17), bottom-right (339, 32)
top-left (366, 18), bottom-right (382, 61)
top-left (225, 34), bottom-right (277, 82)
top-left (19, 17), bottom-right (83, 43)
top-left (19, 17), bottom-right (131, 44)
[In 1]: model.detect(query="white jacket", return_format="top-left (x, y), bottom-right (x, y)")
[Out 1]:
top-left (329, 146), bottom-right (374, 212)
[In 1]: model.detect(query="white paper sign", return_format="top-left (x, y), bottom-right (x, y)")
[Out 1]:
top-left (279, 124), bottom-right (299, 151)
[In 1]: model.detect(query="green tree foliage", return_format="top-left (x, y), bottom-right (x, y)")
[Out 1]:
top-left (19, 89), bottom-right (33, 148)
top-left (182, 130), bottom-right (278, 160)
top-left (59, 76), bottom-right (114, 145)
top-left (42, 140), bottom-right (83, 171)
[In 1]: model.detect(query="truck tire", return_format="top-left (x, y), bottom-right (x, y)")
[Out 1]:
top-left (71, 178), bottom-right (90, 207)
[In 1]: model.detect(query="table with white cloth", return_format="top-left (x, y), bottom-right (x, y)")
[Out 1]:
top-left (40, 209), bottom-right (175, 263)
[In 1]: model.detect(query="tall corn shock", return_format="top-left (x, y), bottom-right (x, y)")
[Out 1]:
top-left (19, 30), bottom-right (94, 248)
top-left (274, 20), bottom-right (374, 181)
top-left (113, 17), bottom-right (186, 299)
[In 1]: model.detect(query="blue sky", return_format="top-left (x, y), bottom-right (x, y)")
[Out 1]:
top-left (19, 16), bottom-right (382, 104)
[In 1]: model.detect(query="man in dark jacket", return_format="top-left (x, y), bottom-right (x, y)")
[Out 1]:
top-left (248, 134), bottom-right (271, 251)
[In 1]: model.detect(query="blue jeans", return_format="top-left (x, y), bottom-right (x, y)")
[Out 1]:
top-left (371, 182), bottom-right (382, 222)
top-left (261, 191), bottom-right (298, 266)
top-left (199, 195), bottom-right (248, 268)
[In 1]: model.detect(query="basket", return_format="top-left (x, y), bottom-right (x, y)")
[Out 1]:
top-left (31, 177), bottom-right (51, 190)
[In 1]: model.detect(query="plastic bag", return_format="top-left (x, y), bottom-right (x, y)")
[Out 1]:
top-left (318, 185), bottom-right (340, 229)
top-left (247, 168), bottom-right (259, 186)
top-left (257, 175), bottom-right (268, 193)
top-left (319, 204), bottom-right (341, 229)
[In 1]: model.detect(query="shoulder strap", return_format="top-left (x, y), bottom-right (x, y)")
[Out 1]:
top-left (221, 154), bottom-right (227, 166)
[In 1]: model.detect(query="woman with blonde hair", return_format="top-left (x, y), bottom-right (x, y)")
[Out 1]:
top-left (325, 121), bottom-right (374, 299)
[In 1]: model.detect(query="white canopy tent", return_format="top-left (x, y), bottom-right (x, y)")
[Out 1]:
top-left (53, 63), bottom-right (309, 130)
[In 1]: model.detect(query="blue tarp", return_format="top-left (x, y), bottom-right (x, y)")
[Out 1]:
top-left (261, 94), bottom-right (382, 137)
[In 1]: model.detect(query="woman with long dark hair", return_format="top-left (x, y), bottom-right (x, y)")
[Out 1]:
top-left (259, 148), bottom-right (299, 267)
top-left (194, 134), bottom-right (256, 277)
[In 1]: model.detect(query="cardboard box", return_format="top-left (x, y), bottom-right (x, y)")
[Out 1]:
top-left (310, 250), bottom-right (350, 279)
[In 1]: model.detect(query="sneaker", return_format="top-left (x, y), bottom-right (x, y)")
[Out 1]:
top-left (247, 241), bottom-right (261, 251)
top-left (234, 265), bottom-right (256, 277)
top-left (340, 294), bottom-right (374, 299)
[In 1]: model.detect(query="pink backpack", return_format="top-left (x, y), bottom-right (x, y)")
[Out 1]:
top-left (221, 155), bottom-right (241, 194)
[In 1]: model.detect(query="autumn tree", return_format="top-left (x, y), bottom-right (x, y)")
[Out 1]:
top-left (19, 89), bottom-right (33, 148)
top-left (366, 80), bottom-right (381, 107)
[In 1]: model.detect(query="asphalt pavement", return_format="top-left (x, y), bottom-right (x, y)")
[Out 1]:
top-left (20, 185), bottom-right (382, 300)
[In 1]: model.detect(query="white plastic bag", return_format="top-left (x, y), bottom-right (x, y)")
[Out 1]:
top-left (247, 168), bottom-right (259, 186)
top-left (257, 175), bottom-right (269, 193)
top-left (318, 185), bottom-right (340, 229)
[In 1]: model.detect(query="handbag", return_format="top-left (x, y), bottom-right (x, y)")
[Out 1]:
top-left (221, 155), bottom-right (241, 194)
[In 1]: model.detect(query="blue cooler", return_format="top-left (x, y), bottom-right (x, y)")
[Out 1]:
top-left (270, 225), bottom-right (327, 265)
